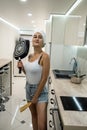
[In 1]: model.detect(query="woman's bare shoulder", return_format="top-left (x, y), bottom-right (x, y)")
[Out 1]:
top-left (42, 51), bottom-right (49, 58)
top-left (41, 52), bottom-right (50, 63)
top-left (43, 52), bottom-right (49, 58)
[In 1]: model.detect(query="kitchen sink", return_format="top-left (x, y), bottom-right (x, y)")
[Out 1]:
top-left (53, 69), bottom-right (74, 79)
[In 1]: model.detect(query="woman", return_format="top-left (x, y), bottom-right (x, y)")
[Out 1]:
top-left (17, 30), bottom-right (50, 130)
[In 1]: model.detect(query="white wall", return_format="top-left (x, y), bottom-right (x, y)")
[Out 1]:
top-left (46, 43), bottom-right (77, 70)
top-left (77, 46), bottom-right (87, 77)
top-left (0, 21), bottom-right (19, 59)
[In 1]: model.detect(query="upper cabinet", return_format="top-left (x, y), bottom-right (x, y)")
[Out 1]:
top-left (51, 16), bottom-right (66, 44)
top-left (64, 16), bottom-right (80, 45)
top-left (46, 15), bottom-right (86, 46)
top-left (46, 15), bottom-right (66, 45)
top-left (64, 16), bottom-right (86, 46)
top-left (84, 16), bottom-right (87, 45)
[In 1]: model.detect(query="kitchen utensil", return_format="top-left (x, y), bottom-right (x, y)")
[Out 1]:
top-left (78, 74), bottom-right (86, 78)
top-left (19, 102), bottom-right (32, 112)
top-left (13, 38), bottom-right (30, 73)
top-left (71, 76), bottom-right (81, 84)
top-left (71, 74), bottom-right (86, 84)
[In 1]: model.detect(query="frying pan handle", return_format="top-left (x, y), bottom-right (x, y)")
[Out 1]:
top-left (19, 67), bottom-right (22, 74)
top-left (18, 58), bottom-right (22, 74)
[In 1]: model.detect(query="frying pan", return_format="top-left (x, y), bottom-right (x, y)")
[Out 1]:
top-left (13, 37), bottom-right (30, 73)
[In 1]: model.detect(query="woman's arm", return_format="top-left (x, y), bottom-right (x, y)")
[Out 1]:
top-left (32, 52), bottom-right (50, 103)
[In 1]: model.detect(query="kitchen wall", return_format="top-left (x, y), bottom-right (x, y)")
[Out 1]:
top-left (46, 43), bottom-right (77, 70)
top-left (46, 42), bottom-right (87, 77)
top-left (0, 21), bottom-right (19, 59)
top-left (45, 15), bottom-right (87, 77)
top-left (77, 46), bottom-right (87, 76)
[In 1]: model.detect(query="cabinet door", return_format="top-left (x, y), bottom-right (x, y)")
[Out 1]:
top-left (78, 16), bottom-right (86, 45)
top-left (64, 16), bottom-right (86, 46)
top-left (64, 16), bottom-right (80, 45)
top-left (52, 16), bottom-right (66, 44)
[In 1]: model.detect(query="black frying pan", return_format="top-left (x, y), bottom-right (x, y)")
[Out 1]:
top-left (13, 37), bottom-right (30, 73)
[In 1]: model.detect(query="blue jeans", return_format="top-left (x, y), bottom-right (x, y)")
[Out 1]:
top-left (25, 82), bottom-right (48, 103)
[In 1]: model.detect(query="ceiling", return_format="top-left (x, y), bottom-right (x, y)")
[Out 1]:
top-left (0, 0), bottom-right (87, 31)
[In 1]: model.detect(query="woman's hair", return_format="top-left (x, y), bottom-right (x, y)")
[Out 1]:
top-left (32, 29), bottom-right (46, 47)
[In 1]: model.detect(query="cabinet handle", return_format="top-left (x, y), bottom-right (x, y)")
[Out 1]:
top-left (52, 108), bottom-right (63, 130)
top-left (51, 89), bottom-right (55, 95)
top-left (49, 120), bottom-right (54, 128)
top-left (50, 98), bottom-right (55, 104)
top-left (49, 108), bottom-right (53, 115)
top-left (48, 76), bottom-right (52, 84)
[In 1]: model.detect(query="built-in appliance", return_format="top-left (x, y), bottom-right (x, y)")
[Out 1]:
top-left (60, 96), bottom-right (87, 111)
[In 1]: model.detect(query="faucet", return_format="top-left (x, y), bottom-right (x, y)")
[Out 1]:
top-left (70, 57), bottom-right (78, 74)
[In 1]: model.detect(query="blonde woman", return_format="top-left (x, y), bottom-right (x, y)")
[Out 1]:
top-left (18, 30), bottom-right (50, 130)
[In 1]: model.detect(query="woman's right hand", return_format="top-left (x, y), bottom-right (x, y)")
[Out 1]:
top-left (17, 60), bottom-right (24, 73)
top-left (17, 60), bottom-right (23, 69)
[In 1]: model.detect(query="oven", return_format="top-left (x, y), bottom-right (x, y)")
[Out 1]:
top-left (48, 83), bottom-right (63, 130)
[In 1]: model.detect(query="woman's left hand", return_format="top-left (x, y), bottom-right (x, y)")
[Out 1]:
top-left (32, 96), bottom-right (38, 104)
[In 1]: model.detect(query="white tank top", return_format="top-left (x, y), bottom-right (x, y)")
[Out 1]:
top-left (23, 56), bottom-right (42, 84)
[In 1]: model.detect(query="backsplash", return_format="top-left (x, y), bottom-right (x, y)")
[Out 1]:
top-left (77, 46), bottom-right (87, 78)
top-left (45, 42), bottom-right (87, 78)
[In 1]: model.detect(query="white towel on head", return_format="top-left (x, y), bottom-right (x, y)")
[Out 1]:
top-left (33, 29), bottom-right (46, 44)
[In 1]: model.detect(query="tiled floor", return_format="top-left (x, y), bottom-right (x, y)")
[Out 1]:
top-left (0, 76), bottom-right (33, 130)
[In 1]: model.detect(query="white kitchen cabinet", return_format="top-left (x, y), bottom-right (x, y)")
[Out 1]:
top-left (64, 16), bottom-right (86, 46)
top-left (46, 15), bottom-right (86, 46)
top-left (51, 16), bottom-right (66, 44)
top-left (64, 16), bottom-right (80, 45)
top-left (78, 16), bottom-right (87, 45)
top-left (46, 15), bottom-right (66, 45)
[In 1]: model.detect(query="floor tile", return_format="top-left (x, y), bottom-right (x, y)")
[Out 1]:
top-left (0, 111), bottom-right (21, 130)
top-left (0, 76), bottom-right (33, 130)
top-left (13, 123), bottom-right (33, 130)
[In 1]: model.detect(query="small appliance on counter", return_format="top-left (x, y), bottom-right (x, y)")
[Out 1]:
top-left (70, 74), bottom-right (86, 84)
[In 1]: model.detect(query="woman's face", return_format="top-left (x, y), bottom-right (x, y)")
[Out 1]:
top-left (32, 32), bottom-right (43, 48)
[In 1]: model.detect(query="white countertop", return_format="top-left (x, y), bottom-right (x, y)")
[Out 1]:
top-left (0, 59), bottom-right (11, 68)
top-left (50, 70), bottom-right (87, 130)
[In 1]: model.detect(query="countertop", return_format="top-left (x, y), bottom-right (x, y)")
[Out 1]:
top-left (0, 59), bottom-right (11, 68)
top-left (50, 70), bottom-right (87, 130)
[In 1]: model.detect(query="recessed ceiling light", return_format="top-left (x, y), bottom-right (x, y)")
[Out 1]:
top-left (28, 13), bottom-right (32, 16)
top-left (32, 20), bottom-right (35, 23)
top-left (33, 25), bottom-right (36, 28)
top-left (20, 0), bottom-right (27, 2)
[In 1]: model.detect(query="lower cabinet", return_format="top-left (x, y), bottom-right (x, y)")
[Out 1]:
top-left (47, 80), bottom-right (63, 130)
